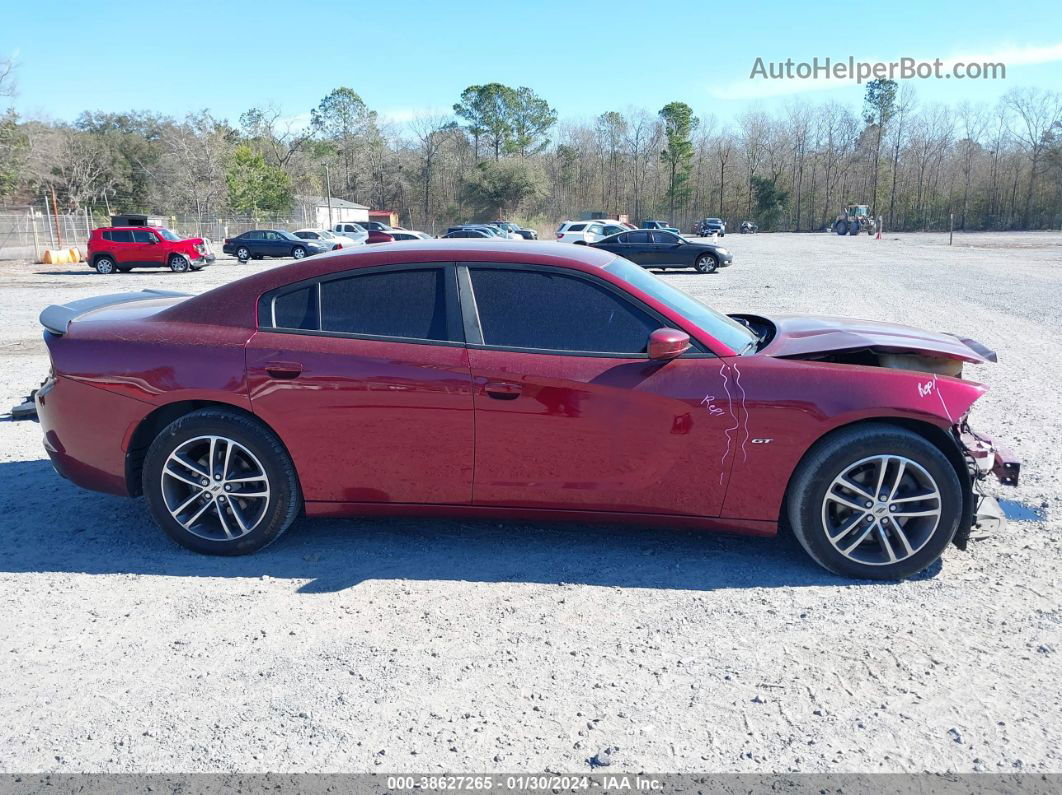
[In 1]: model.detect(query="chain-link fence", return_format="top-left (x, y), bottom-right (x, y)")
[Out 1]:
top-left (0, 209), bottom-right (324, 262)
top-left (0, 210), bottom-right (94, 261)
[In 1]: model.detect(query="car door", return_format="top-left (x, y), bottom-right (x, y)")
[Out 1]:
top-left (614, 230), bottom-right (654, 265)
top-left (461, 263), bottom-right (733, 517)
top-left (650, 230), bottom-right (685, 265)
top-left (106, 229), bottom-right (137, 264)
top-left (131, 228), bottom-right (165, 266)
top-left (246, 263), bottom-right (474, 505)
top-left (240, 231), bottom-right (264, 256)
top-left (261, 231), bottom-right (284, 256)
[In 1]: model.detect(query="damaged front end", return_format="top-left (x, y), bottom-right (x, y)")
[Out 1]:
top-left (952, 420), bottom-right (1021, 549)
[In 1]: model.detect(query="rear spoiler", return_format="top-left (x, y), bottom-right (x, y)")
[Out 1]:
top-left (39, 290), bottom-right (189, 336)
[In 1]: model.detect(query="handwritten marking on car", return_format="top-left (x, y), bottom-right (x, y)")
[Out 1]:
top-left (918, 379), bottom-right (935, 398)
top-left (700, 395), bottom-right (725, 417)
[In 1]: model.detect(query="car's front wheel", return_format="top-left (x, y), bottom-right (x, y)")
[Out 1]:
top-left (694, 253), bottom-right (719, 273)
top-left (787, 423), bottom-right (962, 580)
top-left (142, 408), bottom-right (302, 555)
top-left (291, 246), bottom-right (306, 259)
top-left (169, 254), bottom-right (190, 273)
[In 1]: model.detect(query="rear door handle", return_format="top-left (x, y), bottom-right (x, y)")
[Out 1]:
top-left (484, 381), bottom-right (522, 400)
top-left (265, 361), bottom-right (303, 379)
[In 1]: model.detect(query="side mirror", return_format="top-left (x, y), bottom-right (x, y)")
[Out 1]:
top-left (647, 328), bottom-right (691, 360)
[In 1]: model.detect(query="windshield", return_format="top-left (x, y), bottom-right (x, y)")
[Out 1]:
top-left (604, 258), bottom-right (758, 353)
top-left (156, 228), bottom-right (180, 242)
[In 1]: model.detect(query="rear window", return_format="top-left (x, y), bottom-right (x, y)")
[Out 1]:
top-left (321, 269), bottom-right (449, 341)
top-left (274, 286), bottom-right (319, 330)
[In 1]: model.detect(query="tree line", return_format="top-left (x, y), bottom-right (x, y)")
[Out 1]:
top-left (2, 57), bottom-right (1061, 234)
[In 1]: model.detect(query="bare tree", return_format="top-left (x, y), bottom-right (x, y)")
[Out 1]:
top-left (1003, 88), bottom-right (1062, 228)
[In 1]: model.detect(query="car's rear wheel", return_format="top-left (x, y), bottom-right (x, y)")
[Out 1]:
top-left (787, 423), bottom-right (962, 580)
top-left (169, 254), bottom-right (190, 273)
top-left (142, 409), bottom-right (302, 555)
top-left (94, 256), bottom-right (117, 274)
top-left (694, 253), bottom-right (718, 273)
top-left (235, 246), bottom-right (250, 260)
top-left (291, 246), bottom-right (306, 259)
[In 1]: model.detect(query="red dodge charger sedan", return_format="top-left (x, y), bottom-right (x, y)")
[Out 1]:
top-left (34, 241), bottom-right (1018, 579)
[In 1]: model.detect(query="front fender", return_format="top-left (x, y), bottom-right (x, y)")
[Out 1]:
top-left (717, 357), bottom-right (989, 523)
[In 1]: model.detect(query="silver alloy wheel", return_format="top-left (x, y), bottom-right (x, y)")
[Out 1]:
top-left (161, 435), bottom-right (271, 541)
top-left (292, 247), bottom-right (305, 259)
top-left (96, 258), bottom-right (115, 274)
top-left (696, 254), bottom-right (717, 273)
top-left (170, 255), bottom-right (189, 272)
top-left (236, 247), bottom-right (250, 260)
top-left (821, 454), bottom-right (941, 566)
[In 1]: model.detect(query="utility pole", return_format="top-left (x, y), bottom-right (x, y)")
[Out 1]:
top-left (949, 212), bottom-right (954, 246)
top-left (50, 186), bottom-right (63, 247)
top-left (325, 165), bottom-right (334, 229)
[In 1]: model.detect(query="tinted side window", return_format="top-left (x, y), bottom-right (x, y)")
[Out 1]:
top-left (131, 230), bottom-right (156, 243)
top-left (470, 268), bottom-right (658, 354)
top-left (274, 285), bottom-right (319, 330)
top-left (101, 230), bottom-right (113, 242)
top-left (613, 233), bottom-right (630, 244)
top-left (567, 223), bottom-right (586, 232)
top-left (651, 231), bottom-right (679, 244)
top-left (320, 268), bottom-right (450, 341)
top-left (627, 231), bottom-right (650, 244)
top-left (110, 230), bottom-right (134, 243)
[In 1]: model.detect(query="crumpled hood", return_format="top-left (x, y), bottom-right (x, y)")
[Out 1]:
top-left (761, 314), bottom-right (997, 364)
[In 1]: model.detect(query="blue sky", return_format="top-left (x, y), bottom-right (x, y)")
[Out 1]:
top-left (3, 0), bottom-right (1061, 128)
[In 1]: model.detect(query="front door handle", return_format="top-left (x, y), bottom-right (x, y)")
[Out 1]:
top-left (265, 361), bottom-right (303, 379)
top-left (484, 381), bottom-right (522, 400)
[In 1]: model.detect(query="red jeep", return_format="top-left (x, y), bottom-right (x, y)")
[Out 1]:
top-left (86, 226), bottom-right (215, 274)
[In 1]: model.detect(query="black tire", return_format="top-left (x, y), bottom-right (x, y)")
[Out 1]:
top-left (142, 408), bottom-right (302, 555)
top-left (849, 223), bottom-right (859, 236)
top-left (169, 254), bottom-right (190, 273)
top-left (573, 240), bottom-right (588, 246)
top-left (786, 423), bottom-right (962, 580)
top-left (834, 221), bottom-right (848, 236)
top-left (694, 253), bottom-right (718, 274)
top-left (94, 256), bottom-right (117, 274)
top-left (291, 246), bottom-right (307, 259)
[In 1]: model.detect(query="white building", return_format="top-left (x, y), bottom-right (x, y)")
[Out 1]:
top-left (297, 196), bottom-right (370, 229)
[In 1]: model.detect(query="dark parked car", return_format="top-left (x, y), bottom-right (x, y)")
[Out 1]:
top-left (695, 218), bottom-right (726, 237)
top-left (641, 220), bottom-right (680, 234)
top-left (442, 228), bottom-right (491, 238)
top-left (591, 229), bottom-right (732, 273)
top-left (222, 230), bottom-right (326, 261)
top-left (34, 240), bottom-right (1017, 579)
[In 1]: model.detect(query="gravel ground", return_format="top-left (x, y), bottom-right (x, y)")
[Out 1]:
top-left (0, 232), bottom-right (1059, 774)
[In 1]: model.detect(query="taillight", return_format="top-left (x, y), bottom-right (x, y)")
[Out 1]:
top-left (556, 232), bottom-right (563, 239)
top-left (223, 238), bottom-right (231, 245)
